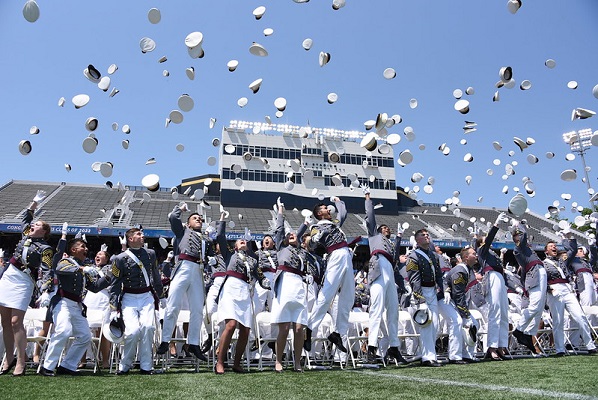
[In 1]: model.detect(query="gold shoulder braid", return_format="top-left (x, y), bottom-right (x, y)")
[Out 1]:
top-left (111, 261), bottom-right (120, 278)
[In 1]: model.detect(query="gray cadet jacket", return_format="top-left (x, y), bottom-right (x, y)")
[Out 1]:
top-left (365, 197), bottom-right (400, 284)
top-left (169, 205), bottom-right (214, 278)
top-left (272, 213), bottom-right (309, 297)
top-left (405, 246), bottom-right (444, 304)
top-left (563, 238), bottom-right (597, 293)
top-left (512, 223), bottom-right (544, 291)
top-left (109, 247), bottom-right (162, 311)
top-left (309, 199), bottom-right (348, 253)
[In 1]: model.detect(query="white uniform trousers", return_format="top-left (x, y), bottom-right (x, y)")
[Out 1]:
top-left (43, 298), bottom-right (91, 371)
top-left (307, 247), bottom-right (354, 343)
top-left (437, 301), bottom-right (463, 360)
top-left (253, 271), bottom-right (274, 313)
top-left (368, 256), bottom-right (399, 348)
top-left (485, 271), bottom-right (510, 348)
top-left (516, 267), bottom-right (547, 336)
top-left (204, 275), bottom-right (225, 333)
top-left (579, 272), bottom-right (597, 308)
top-left (161, 260), bottom-right (204, 345)
top-left (120, 292), bottom-right (156, 372)
top-left (546, 283), bottom-right (596, 353)
top-left (419, 286), bottom-right (439, 362)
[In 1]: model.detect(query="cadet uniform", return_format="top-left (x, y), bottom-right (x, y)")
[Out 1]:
top-left (254, 244), bottom-right (277, 313)
top-left (474, 225), bottom-right (511, 353)
top-left (544, 241), bottom-right (596, 355)
top-left (270, 214), bottom-right (309, 325)
top-left (565, 238), bottom-right (597, 308)
top-left (306, 199), bottom-right (354, 352)
top-left (43, 244), bottom-right (110, 373)
top-left (110, 247), bottom-right (162, 374)
top-left (406, 244), bottom-right (444, 364)
top-left (364, 197), bottom-right (401, 360)
top-left (0, 209), bottom-right (53, 311)
top-left (512, 223), bottom-right (547, 347)
top-left (159, 205), bottom-right (213, 356)
top-left (444, 262), bottom-right (480, 361)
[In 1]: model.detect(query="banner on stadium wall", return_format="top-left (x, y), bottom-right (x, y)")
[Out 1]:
top-left (0, 224), bottom-right (526, 250)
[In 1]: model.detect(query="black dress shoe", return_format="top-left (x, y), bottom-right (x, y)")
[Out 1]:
top-left (421, 360), bottom-right (443, 367)
top-left (386, 346), bottom-right (408, 365)
top-left (56, 365), bottom-right (80, 376)
top-left (232, 366), bottom-right (247, 374)
top-left (587, 349), bottom-right (597, 355)
top-left (156, 342), bottom-right (170, 355)
top-left (484, 348), bottom-right (503, 361)
top-left (38, 367), bottom-right (55, 377)
top-left (140, 369), bottom-right (162, 375)
top-left (0, 359), bottom-right (17, 375)
top-left (448, 359), bottom-right (468, 365)
top-left (462, 358), bottom-right (479, 363)
top-left (327, 332), bottom-right (347, 353)
top-left (116, 369), bottom-right (129, 376)
top-left (187, 344), bottom-right (208, 361)
top-left (303, 328), bottom-right (312, 352)
top-left (200, 334), bottom-right (213, 354)
top-left (553, 352), bottom-right (566, 357)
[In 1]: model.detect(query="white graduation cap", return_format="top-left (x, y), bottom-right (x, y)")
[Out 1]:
top-left (253, 6), bottom-right (266, 19)
top-left (302, 38), bottom-right (313, 51)
top-left (178, 94), bottom-right (194, 112)
top-left (29, 126), bottom-right (39, 135)
top-left (98, 76), bottom-right (111, 92)
top-left (82, 136), bottom-right (98, 153)
top-left (23, 0), bottom-right (40, 23)
top-left (454, 99), bottom-right (469, 114)
top-left (141, 174), bottom-right (160, 192)
top-left (72, 94), bottom-right (90, 109)
top-left (58, 97), bottom-right (65, 107)
top-left (169, 110), bottom-right (183, 124)
top-left (109, 88), bottom-right (119, 98)
top-left (327, 93), bottom-right (338, 104)
top-left (85, 117), bottom-right (98, 132)
top-left (185, 67), bottom-right (195, 80)
top-left (18, 140), bottom-right (31, 155)
top-left (139, 37), bottom-right (156, 53)
top-left (560, 169), bottom-right (577, 181)
top-left (185, 32), bottom-right (204, 49)
top-left (274, 97), bottom-right (287, 111)
top-left (249, 78), bottom-right (263, 94)
top-left (100, 162), bottom-right (113, 178)
top-left (520, 80), bottom-right (532, 90)
top-left (148, 8), bottom-right (161, 24)
top-left (383, 68), bottom-right (396, 79)
top-left (319, 52), bottom-right (331, 67)
top-left (237, 97), bottom-right (248, 108)
top-left (249, 43), bottom-right (268, 57)
top-left (227, 60), bottom-right (238, 72)
top-left (146, 158), bottom-right (156, 165)
top-left (499, 66), bottom-right (513, 82)
top-left (571, 107), bottom-right (595, 121)
top-left (332, 0), bottom-right (346, 10)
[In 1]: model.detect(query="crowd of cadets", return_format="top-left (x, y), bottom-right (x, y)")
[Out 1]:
top-left (0, 188), bottom-right (596, 376)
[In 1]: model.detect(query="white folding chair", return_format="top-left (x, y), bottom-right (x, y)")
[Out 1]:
top-left (305, 313), bottom-right (334, 370)
top-left (345, 311), bottom-right (371, 368)
top-left (85, 309), bottom-right (106, 373)
top-left (397, 310), bottom-right (420, 362)
top-left (255, 311), bottom-right (288, 371)
top-left (23, 307), bottom-right (51, 373)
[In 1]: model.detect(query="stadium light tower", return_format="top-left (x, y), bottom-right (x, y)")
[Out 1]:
top-left (562, 128), bottom-right (596, 206)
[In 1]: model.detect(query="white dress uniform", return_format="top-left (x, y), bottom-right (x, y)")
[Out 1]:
top-left (110, 247), bottom-right (162, 373)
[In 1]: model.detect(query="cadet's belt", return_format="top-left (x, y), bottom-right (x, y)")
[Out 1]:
top-left (59, 288), bottom-right (82, 303)
top-left (421, 281), bottom-right (436, 287)
top-left (226, 270), bottom-right (249, 283)
top-left (261, 267), bottom-right (276, 273)
top-left (548, 278), bottom-right (569, 285)
top-left (326, 241), bottom-right (348, 254)
top-left (525, 260), bottom-right (543, 272)
top-left (465, 280), bottom-right (478, 292)
top-left (576, 268), bottom-right (593, 274)
top-left (371, 250), bottom-right (393, 265)
top-left (212, 271), bottom-right (227, 278)
top-left (179, 254), bottom-right (202, 264)
top-left (123, 286), bottom-right (152, 294)
top-left (9, 257), bottom-right (27, 271)
top-left (278, 265), bottom-right (305, 277)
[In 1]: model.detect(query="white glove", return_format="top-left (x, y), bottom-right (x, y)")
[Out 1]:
top-left (304, 215), bottom-right (314, 225)
top-left (159, 298), bottom-right (167, 309)
top-left (179, 202), bottom-right (189, 212)
top-left (515, 287), bottom-right (524, 295)
top-left (588, 238), bottom-right (596, 246)
top-left (276, 196), bottom-right (284, 210)
top-left (61, 222), bottom-right (68, 235)
top-left (304, 275), bottom-right (314, 285)
top-left (33, 190), bottom-right (47, 203)
top-left (110, 311), bottom-right (120, 322)
top-left (360, 184), bottom-right (370, 195)
top-left (208, 256), bottom-right (217, 266)
top-left (0, 248), bottom-right (4, 259)
top-left (396, 223), bottom-right (405, 235)
top-left (255, 240), bottom-right (262, 250)
top-left (556, 230), bottom-right (566, 239)
top-left (403, 283), bottom-right (412, 297)
top-left (243, 227), bottom-right (252, 241)
top-left (312, 230), bottom-right (323, 243)
top-left (119, 235), bottom-right (127, 246)
top-left (38, 291), bottom-right (51, 308)
top-left (495, 212), bottom-right (506, 226)
top-left (500, 247), bottom-right (507, 255)
top-left (443, 291), bottom-right (451, 304)
top-left (82, 234), bottom-right (87, 243)
top-left (100, 243), bottom-right (108, 252)
top-left (83, 266), bottom-right (99, 277)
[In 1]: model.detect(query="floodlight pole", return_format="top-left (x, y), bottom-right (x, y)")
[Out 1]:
top-left (568, 132), bottom-right (596, 207)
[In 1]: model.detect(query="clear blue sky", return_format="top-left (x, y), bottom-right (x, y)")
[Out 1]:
top-left (1, 1), bottom-right (597, 220)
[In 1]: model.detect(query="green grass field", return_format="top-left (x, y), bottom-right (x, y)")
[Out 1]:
top-left (1, 355), bottom-right (597, 400)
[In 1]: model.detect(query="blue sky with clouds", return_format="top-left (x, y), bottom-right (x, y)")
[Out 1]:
top-left (1, 0), bottom-right (597, 219)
